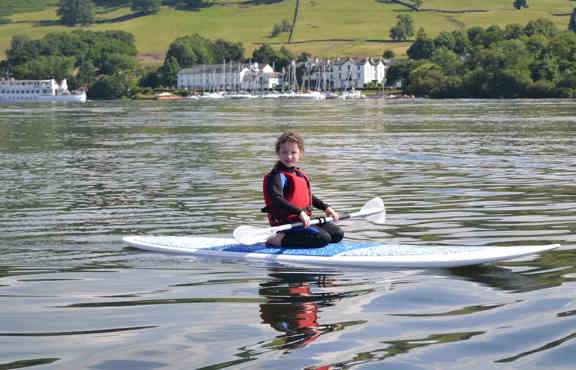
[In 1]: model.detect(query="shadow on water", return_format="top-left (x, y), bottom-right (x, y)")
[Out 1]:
top-left (448, 247), bottom-right (576, 293)
top-left (195, 267), bottom-right (371, 369)
top-left (0, 358), bottom-right (60, 369)
top-left (258, 268), bottom-right (369, 351)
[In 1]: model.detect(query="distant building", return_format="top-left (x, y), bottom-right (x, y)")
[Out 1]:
top-left (177, 62), bottom-right (281, 91)
top-left (305, 57), bottom-right (390, 90)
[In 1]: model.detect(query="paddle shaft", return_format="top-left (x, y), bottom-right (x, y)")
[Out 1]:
top-left (270, 213), bottom-right (353, 232)
top-left (270, 209), bottom-right (375, 233)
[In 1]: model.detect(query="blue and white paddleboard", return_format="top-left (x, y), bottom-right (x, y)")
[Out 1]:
top-left (122, 236), bottom-right (559, 268)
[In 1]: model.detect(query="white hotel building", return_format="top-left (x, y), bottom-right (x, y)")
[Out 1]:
top-left (305, 57), bottom-right (389, 90)
top-left (177, 62), bottom-right (281, 91)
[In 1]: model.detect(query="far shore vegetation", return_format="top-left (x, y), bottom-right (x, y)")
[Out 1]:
top-left (2, 0), bottom-right (576, 98)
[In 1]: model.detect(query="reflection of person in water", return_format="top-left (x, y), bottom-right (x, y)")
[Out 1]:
top-left (259, 269), bottom-right (345, 350)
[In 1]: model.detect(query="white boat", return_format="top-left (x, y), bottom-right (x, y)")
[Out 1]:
top-left (339, 90), bottom-right (366, 100)
top-left (288, 91), bottom-right (326, 100)
top-left (0, 78), bottom-right (86, 103)
top-left (199, 91), bottom-right (225, 99)
top-left (225, 92), bottom-right (257, 99)
top-left (259, 92), bottom-right (283, 99)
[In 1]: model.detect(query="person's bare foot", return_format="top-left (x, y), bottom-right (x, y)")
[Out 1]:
top-left (266, 233), bottom-right (285, 246)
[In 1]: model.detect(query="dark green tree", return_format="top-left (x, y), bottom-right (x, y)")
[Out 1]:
top-left (159, 56), bottom-right (181, 87)
top-left (450, 30), bottom-right (470, 54)
top-left (434, 31), bottom-right (456, 51)
top-left (252, 44), bottom-right (277, 65)
top-left (504, 24), bottom-right (524, 39)
top-left (430, 47), bottom-right (463, 75)
top-left (524, 18), bottom-right (558, 37)
top-left (406, 62), bottom-right (446, 96)
top-left (5, 35), bottom-right (36, 65)
top-left (482, 25), bottom-right (505, 47)
top-left (525, 80), bottom-right (554, 98)
top-left (385, 60), bottom-right (412, 87)
top-left (530, 57), bottom-right (559, 82)
top-left (383, 50), bottom-right (395, 59)
top-left (390, 14), bottom-right (414, 41)
top-left (407, 28), bottom-right (435, 59)
top-left (77, 59), bottom-right (98, 86)
top-left (276, 46), bottom-right (294, 69)
top-left (271, 19), bottom-right (292, 37)
top-left (13, 56), bottom-right (75, 80)
top-left (549, 32), bottom-right (576, 66)
top-left (164, 34), bottom-right (214, 68)
top-left (89, 74), bottom-right (131, 99)
top-left (513, 0), bottom-right (528, 10)
top-left (100, 53), bottom-right (137, 74)
top-left (57, 0), bottom-right (95, 26)
top-left (467, 26), bottom-right (486, 47)
top-left (213, 39), bottom-right (244, 62)
top-left (131, 0), bottom-right (161, 14)
top-left (9, 35), bottom-right (31, 52)
top-left (139, 70), bottom-right (162, 88)
top-left (558, 70), bottom-right (576, 89)
top-left (493, 67), bottom-right (532, 97)
top-left (250, 44), bottom-right (292, 69)
top-left (296, 52), bottom-right (312, 63)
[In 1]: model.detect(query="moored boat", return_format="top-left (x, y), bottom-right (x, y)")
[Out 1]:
top-left (288, 91), bottom-right (326, 100)
top-left (225, 92), bottom-right (257, 99)
top-left (156, 92), bottom-right (184, 100)
top-left (0, 78), bottom-right (86, 103)
top-left (199, 91), bottom-right (226, 99)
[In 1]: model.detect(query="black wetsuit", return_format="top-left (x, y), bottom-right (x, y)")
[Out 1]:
top-left (265, 162), bottom-right (344, 248)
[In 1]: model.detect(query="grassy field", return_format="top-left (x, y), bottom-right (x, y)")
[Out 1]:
top-left (0, 0), bottom-right (573, 64)
top-left (0, 0), bottom-right (57, 17)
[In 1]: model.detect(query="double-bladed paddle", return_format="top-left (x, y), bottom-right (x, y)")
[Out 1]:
top-left (233, 197), bottom-right (386, 246)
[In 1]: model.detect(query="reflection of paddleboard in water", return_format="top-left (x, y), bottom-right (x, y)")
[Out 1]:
top-left (123, 236), bottom-right (559, 268)
top-left (259, 269), bottom-right (365, 349)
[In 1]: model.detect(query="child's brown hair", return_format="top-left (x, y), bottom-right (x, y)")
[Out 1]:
top-left (275, 132), bottom-right (304, 153)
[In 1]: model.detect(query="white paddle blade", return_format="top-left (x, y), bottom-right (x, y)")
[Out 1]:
top-left (360, 197), bottom-right (386, 224)
top-left (233, 225), bottom-right (274, 246)
top-left (366, 208), bottom-right (386, 224)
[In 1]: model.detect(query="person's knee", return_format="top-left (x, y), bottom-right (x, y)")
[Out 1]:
top-left (310, 229), bottom-right (331, 248)
top-left (323, 223), bottom-right (344, 243)
top-left (331, 228), bottom-right (344, 243)
top-left (313, 231), bottom-right (331, 248)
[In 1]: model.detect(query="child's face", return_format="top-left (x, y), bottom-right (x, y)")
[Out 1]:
top-left (277, 142), bottom-right (302, 168)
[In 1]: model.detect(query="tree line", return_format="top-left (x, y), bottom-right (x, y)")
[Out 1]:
top-left (387, 18), bottom-right (576, 98)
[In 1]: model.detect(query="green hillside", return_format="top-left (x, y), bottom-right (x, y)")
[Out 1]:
top-left (0, 0), bottom-right (573, 64)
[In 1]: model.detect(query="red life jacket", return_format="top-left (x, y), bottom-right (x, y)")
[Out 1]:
top-left (263, 166), bottom-right (312, 226)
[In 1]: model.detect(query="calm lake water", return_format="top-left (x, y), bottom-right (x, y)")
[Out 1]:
top-left (1, 99), bottom-right (575, 369)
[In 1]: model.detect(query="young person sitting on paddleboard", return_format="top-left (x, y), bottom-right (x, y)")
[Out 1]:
top-left (263, 132), bottom-right (343, 248)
